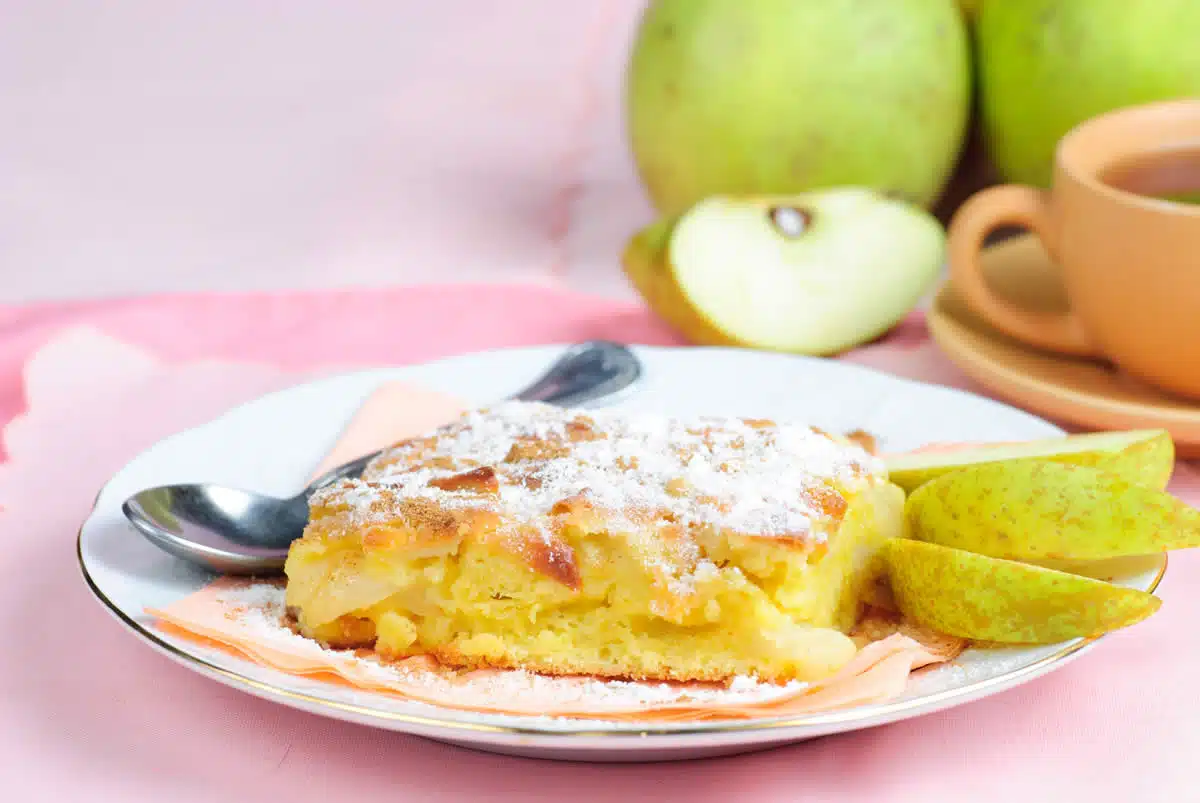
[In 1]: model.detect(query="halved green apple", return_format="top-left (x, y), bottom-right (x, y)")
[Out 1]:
top-left (886, 538), bottom-right (1161, 643)
top-left (622, 190), bottom-right (945, 355)
top-left (884, 429), bottom-right (1174, 492)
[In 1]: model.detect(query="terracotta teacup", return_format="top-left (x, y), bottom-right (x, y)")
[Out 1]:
top-left (947, 99), bottom-right (1200, 401)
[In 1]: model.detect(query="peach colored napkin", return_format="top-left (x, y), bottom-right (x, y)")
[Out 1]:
top-left (149, 579), bottom-right (960, 722)
top-left (305, 384), bottom-right (466, 482)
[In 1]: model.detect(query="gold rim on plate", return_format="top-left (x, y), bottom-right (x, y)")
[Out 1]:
top-left (77, 497), bottom-right (1168, 740)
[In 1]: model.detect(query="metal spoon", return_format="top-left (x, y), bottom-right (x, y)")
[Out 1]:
top-left (121, 341), bottom-right (641, 575)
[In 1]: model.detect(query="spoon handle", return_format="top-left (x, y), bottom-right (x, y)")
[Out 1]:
top-left (306, 341), bottom-right (641, 495)
top-left (511, 340), bottom-right (642, 408)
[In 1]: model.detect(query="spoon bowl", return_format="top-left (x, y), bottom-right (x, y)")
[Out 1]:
top-left (122, 341), bottom-right (641, 575)
top-left (124, 485), bottom-right (305, 573)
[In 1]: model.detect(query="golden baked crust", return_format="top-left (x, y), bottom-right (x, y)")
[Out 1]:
top-left (284, 401), bottom-right (902, 684)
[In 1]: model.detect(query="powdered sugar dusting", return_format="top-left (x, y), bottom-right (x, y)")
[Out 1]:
top-left (314, 401), bottom-right (884, 543)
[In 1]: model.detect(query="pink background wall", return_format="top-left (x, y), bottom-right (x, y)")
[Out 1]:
top-left (0, 1), bottom-right (653, 301)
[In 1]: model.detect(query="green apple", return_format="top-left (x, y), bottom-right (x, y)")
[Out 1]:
top-left (977, 0), bottom-right (1200, 185)
top-left (885, 429), bottom-right (1175, 493)
top-left (622, 190), bottom-right (945, 355)
top-left (905, 461), bottom-right (1200, 560)
top-left (886, 539), bottom-right (1161, 643)
top-left (626, 0), bottom-right (971, 215)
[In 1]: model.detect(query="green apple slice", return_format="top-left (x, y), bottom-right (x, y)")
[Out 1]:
top-left (663, 190), bottom-right (945, 355)
top-left (886, 539), bottom-right (1161, 643)
top-left (885, 429), bottom-right (1174, 493)
top-left (906, 460), bottom-right (1200, 560)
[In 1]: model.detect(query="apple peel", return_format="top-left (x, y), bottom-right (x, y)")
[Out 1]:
top-left (906, 460), bottom-right (1200, 560)
top-left (886, 539), bottom-right (1161, 643)
top-left (884, 429), bottom-right (1174, 492)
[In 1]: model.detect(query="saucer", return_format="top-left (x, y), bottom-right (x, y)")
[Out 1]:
top-left (928, 234), bottom-right (1200, 458)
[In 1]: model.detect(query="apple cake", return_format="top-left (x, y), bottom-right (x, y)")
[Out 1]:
top-left (283, 401), bottom-right (903, 684)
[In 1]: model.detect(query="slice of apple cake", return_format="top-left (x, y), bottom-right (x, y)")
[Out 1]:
top-left (283, 401), bottom-right (902, 684)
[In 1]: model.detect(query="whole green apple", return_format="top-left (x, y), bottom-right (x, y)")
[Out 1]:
top-left (626, 0), bottom-right (971, 216)
top-left (978, 0), bottom-right (1200, 186)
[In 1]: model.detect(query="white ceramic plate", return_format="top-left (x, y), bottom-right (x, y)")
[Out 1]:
top-left (78, 345), bottom-right (1165, 762)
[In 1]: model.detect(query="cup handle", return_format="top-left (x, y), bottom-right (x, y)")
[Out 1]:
top-left (947, 185), bottom-right (1096, 357)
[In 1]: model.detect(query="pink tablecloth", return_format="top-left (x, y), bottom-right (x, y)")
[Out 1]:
top-left (1, 286), bottom-right (1197, 802)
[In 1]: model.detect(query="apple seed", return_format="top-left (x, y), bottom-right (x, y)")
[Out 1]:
top-left (768, 205), bottom-right (811, 238)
